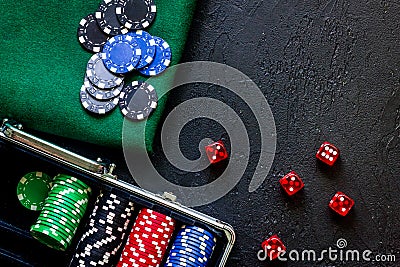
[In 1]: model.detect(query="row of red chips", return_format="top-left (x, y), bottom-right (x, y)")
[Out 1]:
top-left (117, 208), bottom-right (176, 267)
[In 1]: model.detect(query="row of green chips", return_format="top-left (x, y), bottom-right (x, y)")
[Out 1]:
top-left (30, 174), bottom-right (91, 251)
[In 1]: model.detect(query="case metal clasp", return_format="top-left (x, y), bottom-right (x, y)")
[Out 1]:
top-left (162, 192), bottom-right (177, 202)
top-left (0, 119), bottom-right (108, 175)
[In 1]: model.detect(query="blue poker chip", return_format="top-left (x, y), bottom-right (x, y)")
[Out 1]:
top-left (182, 225), bottom-right (216, 241)
top-left (101, 34), bottom-right (142, 74)
top-left (173, 238), bottom-right (214, 255)
top-left (169, 248), bottom-right (209, 263)
top-left (127, 31), bottom-right (156, 69)
top-left (176, 229), bottom-right (216, 247)
top-left (138, 36), bottom-right (171, 76)
top-left (171, 245), bottom-right (209, 257)
top-left (165, 258), bottom-right (198, 267)
top-left (180, 229), bottom-right (217, 244)
top-left (168, 251), bottom-right (207, 265)
top-left (176, 234), bottom-right (216, 249)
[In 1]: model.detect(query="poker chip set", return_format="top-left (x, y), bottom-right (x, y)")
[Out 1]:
top-left (77, 0), bottom-right (171, 120)
top-left (17, 170), bottom-right (220, 266)
top-left (2, 121), bottom-right (235, 266)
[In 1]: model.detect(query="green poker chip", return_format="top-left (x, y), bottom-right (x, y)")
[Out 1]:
top-left (54, 174), bottom-right (91, 193)
top-left (45, 196), bottom-right (84, 217)
top-left (50, 182), bottom-right (90, 196)
top-left (30, 224), bottom-right (69, 251)
top-left (46, 192), bottom-right (88, 214)
top-left (49, 186), bottom-right (90, 205)
top-left (17, 172), bottom-right (52, 211)
top-left (42, 202), bottom-right (82, 222)
top-left (38, 211), bottom-right (77, 232)
top-left (40, 205), bottom-right (81, 227)
top-left (34, 219), bottom-right (73, 241)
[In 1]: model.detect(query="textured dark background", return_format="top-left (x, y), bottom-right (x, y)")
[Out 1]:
top-left (160, 0), bottom-right (400, 266)
top-left (4, 0), bottom-right (400, 266)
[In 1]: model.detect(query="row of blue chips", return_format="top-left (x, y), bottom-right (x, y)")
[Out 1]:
top-left (102, 31), bottom-right (171, 76)
top-left (164, 225), bottom-right (217, 267)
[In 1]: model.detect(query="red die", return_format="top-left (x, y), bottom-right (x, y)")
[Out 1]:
top-left (329, 192), bottom-right (355, 216)
top-left (261, 235), bottom-right (286, 260)
top-left (205, 141), bottom-right (228, 164)
top-left (316, 142), bottom-right (340, 166)
top-left (279, 171), bottom-right (304, 196)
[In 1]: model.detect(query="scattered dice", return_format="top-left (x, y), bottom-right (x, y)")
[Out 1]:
top-left (279, 171), bottom-right (304, 196)
top-left (329, 192), bottom-right (355, 216)
top-left (316, 141), bottom-right (340, 166)
top-left (261, 235), bottom-right (286, 260)
top-left (205, 140), bottom-right (228, 164)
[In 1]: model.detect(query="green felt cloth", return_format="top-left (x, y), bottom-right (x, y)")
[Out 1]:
top-left (0, 0), bottom-right (196, 149)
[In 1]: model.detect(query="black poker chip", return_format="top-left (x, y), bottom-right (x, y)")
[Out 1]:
top-left (84, 76), bottom-right (123, 100)
top-left (118, 81), bottom-right (158, 121)
top-left (80, 85), bottom-right (119, 115)
top-left (77, 13), bottom-right (109, 53)
top-left (96, 0), bottom-right (129, 36)
top-left (115, 0), bottom-right (157, 30)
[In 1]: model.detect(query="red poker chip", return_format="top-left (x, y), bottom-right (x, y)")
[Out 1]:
top-left (134, 216), bottom-right (172, 227)
top-left (133, 226), bottom-right (172, 241)
top-left (134, 218), bottom-right (174, 233)
top-left (126, 230), bottom-right (169, 247)
top-left (135, 223), bottom-right (167, 235)
top-left (119, 256), bottom-right (158, 267)
top-left (138, 213), bottom-right (176, 227)
top-left (122, 249), bottom-right (160, 264)
top-left (126, 237), bottom-right (165, 250)
top-left (132, 223), bottom-right (173, 237)
top-left (117, 261), bottom-right (137, 267)
top-left (131, 230), bottom-right (170, 245)
top-left (124, 251), bottom-right (162, 264)
top-left (127, 237), bottom-right (168, 253)
top-left (127, 244), bottom-right (163, 256)
top-left (140, 208), bottom-right (175, 222)
top-left (129, 247), bottom-right (163, 261)
top-left (137, 217), bottom-right (175, 227)
top-left (126, 237), bottom-right (166, 251)
top-left (126, 241), bottom-right (167, 254)
top-left (129, 227), bottom-right (171, 243)
top-left (125, 241), bottom-right (165, 256)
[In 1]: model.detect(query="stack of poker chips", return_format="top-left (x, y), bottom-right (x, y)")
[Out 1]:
top-left (117, 208), bottom-right (176, 267)
top-left (164, 225), bottom-right (217, 267)
top-left (77, 0), bottom-right (171, 120)
top-left (69, 191), bottom-right (135, 266)
top-left (30, 174), bottom-right (91, 251)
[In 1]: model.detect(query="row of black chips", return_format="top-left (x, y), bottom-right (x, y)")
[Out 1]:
top-left (69, 191), bottom-right (135, 266)
top-left (78, 0), bottom-right (156, 53)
